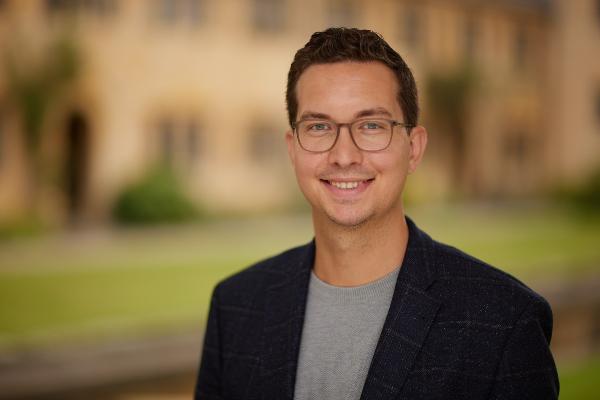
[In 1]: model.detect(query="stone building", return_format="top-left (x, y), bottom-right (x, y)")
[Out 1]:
top-left (0, 0), bottom-right (598, 224)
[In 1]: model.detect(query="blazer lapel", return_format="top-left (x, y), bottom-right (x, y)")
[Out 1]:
top-left (258, 218), bottom-right (439, 400)
top-left (360, 217), bottom-right (441, 400)
top-left (260, 242), bottom-right (314, 400)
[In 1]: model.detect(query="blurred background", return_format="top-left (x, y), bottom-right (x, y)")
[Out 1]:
top-left (0, 0), bottom-right (598, 398)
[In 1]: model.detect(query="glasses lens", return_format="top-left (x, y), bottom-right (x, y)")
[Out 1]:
top-left (351, 119), bottom-right (393, 151)
top-left (297, 120), bottom-right (337, 152)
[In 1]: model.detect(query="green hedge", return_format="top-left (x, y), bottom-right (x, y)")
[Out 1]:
top-left (556, 169), bottom-right (600, 215)
top-left (112, 167), bottom-right (198, 225)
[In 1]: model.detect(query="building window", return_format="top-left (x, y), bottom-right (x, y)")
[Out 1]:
top-left (327, 0), bottom-right (357, 27)
top-left (155, 116), bottom-right (202, 171)
top-left (249, 122), bottom-right (281, 163)
top-left (46, 0), bottom-right (80, 16)
top-left (186, 120), bottom-right (201, 166)
top-left (156, 0), bottom-right (177, 24)
top-left (83, 0), bottom-right (116, 16)
top-left (503, 130), bottom-right (529, 166)
top-left (595, 88), bottom-right (600, 126)
top-left (188, 0), bottom-right (203, 25)
top-left (153, 0), bottom-right (204, 27)
top-left (253, 0), bottom-right (286, 33)
top-left (159, 118), bottom-right (175, 166)
top-left (45, 0), bottom-right (116, 17)
top-left (402, 5), bottom-right (421, 49)
top-left (464, 18), bottom-right (477, 62)
top-left (513, 27), bottom-right (528, 71)
top-left (0, 112), bottom-right (4, 167)
top-left (46, 0), bottom-right (73, 13)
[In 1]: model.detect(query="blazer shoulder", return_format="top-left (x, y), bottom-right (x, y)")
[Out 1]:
top-left (427, 237), bottom-right (549, 307)
top-left (213, 241), bottom-right (312, 304)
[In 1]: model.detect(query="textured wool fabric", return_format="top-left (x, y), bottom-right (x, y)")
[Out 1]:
top-left (293, 267), bottom-right (399, 400)
top-left (195, 217), bottom-right (559, 399)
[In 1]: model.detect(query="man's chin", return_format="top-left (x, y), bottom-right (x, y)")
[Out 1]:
top-left (324, 211), bottom-right (373, 230)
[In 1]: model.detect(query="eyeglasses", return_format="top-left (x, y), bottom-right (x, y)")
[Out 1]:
top-left (292, 118), bottom-right (413, 153)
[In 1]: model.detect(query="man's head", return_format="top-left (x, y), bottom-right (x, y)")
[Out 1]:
top-left (286, 27), bottom-right (419, 129)
top-left (285, 29), bottom-right (427, 229)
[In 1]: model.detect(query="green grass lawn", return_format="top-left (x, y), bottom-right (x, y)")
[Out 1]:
top-left (1, 205), bottom-right (599, 395)
top-left (0, 205), bottom-right (598, 349)
top-left (559, 356), bottom-right (600, 399)
top-left (411, 204), bottom-right (600, 279)
top-left (0, 214), bottom-right (314, 347)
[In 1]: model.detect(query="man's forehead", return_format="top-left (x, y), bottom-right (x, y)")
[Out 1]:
top-left (295, 61), bottom-right (402, 119)
top-left (298, 61), bottom-right (397, 84)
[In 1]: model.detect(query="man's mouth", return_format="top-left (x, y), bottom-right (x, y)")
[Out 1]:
top-left (322, 179), bottom-right (374, 190)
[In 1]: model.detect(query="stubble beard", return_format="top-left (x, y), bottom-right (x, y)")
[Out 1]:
top-left (315, 200), bottom-right (377, 233)
top-left (318, 196), bottom-right (405, 236)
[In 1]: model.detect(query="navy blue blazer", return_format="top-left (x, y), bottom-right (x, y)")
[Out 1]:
top-left (195, 217), bottom-right (559, 399)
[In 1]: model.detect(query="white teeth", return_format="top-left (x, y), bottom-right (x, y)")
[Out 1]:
top-left (330, 181), bottom-right (360, 190)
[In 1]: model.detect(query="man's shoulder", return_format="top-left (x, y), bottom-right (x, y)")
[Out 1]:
top-left (213, 241), bottom-right (312, 302)
top-left (425, 235), bottom-right (548, 308)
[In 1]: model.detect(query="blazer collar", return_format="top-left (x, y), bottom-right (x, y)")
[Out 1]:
top-left (260, 216), bottom-right (441, 400)
top-left (260, 240), bottom-right (314, 399)
top-left (360, 217), bottom-right (441, 399)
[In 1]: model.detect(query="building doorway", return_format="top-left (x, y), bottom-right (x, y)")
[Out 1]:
top-left (65, 111), bottom-right (89, 223)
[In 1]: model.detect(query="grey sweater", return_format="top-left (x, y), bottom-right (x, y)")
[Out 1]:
top-left (293, 267), bottom-right (400, 400)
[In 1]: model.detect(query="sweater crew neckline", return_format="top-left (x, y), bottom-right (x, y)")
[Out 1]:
top-left (309, 266), bottom-right (400, 304)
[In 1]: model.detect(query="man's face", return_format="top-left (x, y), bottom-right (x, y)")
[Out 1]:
top-left (286, 61), bottom-right (427, 228)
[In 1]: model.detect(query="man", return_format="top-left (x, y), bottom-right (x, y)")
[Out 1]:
top-left (195, 28), bottom-right (558, 399)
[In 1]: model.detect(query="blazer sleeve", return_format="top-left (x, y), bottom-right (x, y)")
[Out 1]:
top-left (195, 285), bottom-right (224, 400)
top-left (488, 298), bottom-right (559, 400)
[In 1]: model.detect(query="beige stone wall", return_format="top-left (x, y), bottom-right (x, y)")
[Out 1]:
top-left (0, 0), bottom-right (598, 224)
top-left (547, 0), bottom-right (600, 185)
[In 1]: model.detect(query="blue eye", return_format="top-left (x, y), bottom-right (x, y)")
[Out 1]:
top-left (310, 123), bottom-right (331, 131)
top-left (363, 121), bottom-right (382, 129)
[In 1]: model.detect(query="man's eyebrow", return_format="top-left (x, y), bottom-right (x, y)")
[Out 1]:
top-left (298, 111), bottom-right (331, 120)
top-left (354, 107), bottom-right (393, 119)
top-left (298, 107), bottom-right (393, 121)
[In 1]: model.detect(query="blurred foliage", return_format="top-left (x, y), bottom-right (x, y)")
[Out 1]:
top-left (555, 168), bottom-right (600, 215)
top-left (0, 216), bottom-right (46, 241)
top-left (425, 66), bottom-right (478, 194)
top-left (559, 356), bottom-right (600, 399)
top-left (2, 34), bottom-right (80, 214)
top-left (4, 35), bottom-right (79, 155)
top-left (112, 166), bottom-right (199, 225)
top-left (426, 67), bottom-right (477, 125)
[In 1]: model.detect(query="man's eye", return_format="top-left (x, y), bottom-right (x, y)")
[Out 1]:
top-left (362, 121), bottom-right (383, 130)
top-left (309, 123), bottom-right (331, 131)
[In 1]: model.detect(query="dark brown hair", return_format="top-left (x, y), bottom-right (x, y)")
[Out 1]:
top-left (286, 27), bottom-right (419, 128)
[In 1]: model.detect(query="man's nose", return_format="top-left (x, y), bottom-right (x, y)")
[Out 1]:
top-left (327, 125), bottom-right (363, 166)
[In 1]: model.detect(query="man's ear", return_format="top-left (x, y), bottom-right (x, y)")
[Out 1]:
top-left (286, 130), bottom-right (296, 165)
top-left (407, 125), bottom-right (428, 174)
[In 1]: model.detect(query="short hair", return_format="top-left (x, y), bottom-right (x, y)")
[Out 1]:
top-left (286, 27), bottom-right (419, 128)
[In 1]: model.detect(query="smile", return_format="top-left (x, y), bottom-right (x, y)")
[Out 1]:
top-left (323, 179), bottom-right (374, 191)
top-left (330, 181), bottom-right (359, 189)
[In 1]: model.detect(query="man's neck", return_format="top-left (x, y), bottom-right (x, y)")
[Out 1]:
top-left (312, 208), bottom-right (409, 287)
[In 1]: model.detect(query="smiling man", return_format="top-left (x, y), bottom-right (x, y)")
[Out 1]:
top-left (195, 28), bottom-right (558, 400)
